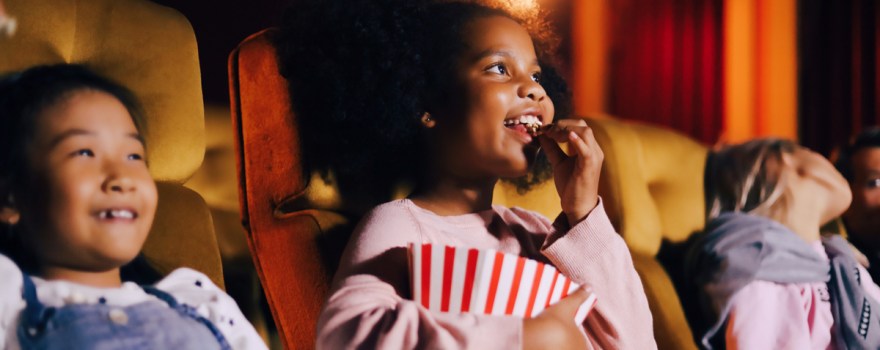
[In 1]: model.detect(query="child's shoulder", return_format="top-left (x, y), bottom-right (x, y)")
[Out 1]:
top-left (358, 199), bottom-right (421, 227)
top-left (154, 268), bottom-right (240, 321)
top-left (365, 198), bottom-right (414, 216)
top-left (353, 199), bottom-right (422, 240)
top-left (155, 267), bottom-right (219, 292)
top-left (0, 253), bottom-right (23, 298)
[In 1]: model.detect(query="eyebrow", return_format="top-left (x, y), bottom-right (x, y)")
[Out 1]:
top-left (49, 129), bottom-right (145, 149)
top-left (473, 49), bottom-right (539, 66)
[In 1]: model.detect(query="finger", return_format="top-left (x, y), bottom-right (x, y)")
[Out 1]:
top-left (540, 125), bottom-right (574, 143)
top-left (567, 129), bottom-right (593, 161)
top-left (538, 135), bottom-right (567, 166)
top-left (542, 124), bottom-right (590, 143)
top-left (555, 286), bottom-right (594, 314)
top-left (556, 118), bottom-right (588, 128)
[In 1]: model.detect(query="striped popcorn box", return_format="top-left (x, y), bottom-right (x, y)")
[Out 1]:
top-left (409, 243), bottom-right (597, 318)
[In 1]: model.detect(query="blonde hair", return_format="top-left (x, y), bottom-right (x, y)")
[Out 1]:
top-left (705, 139), bottom-right (798, 222)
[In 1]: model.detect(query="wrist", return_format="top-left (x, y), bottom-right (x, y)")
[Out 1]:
top-left (564, 198), bottom-right (599, 226)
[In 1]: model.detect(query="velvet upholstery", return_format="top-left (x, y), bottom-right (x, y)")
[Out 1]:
top-left (231, 28), bottom-right (706, 349)
top-left (0, 0), bottom-right (223, 286)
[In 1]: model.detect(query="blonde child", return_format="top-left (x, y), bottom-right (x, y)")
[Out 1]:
top-left (0, 64), bottom-right (267, 349)
top-left (688, 139), bottom-right (880, 349)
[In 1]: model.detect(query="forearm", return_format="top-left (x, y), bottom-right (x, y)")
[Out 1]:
top-left (541, 203), bottom-right (656, 348)
top-left (317, 274), bottom-right (522, 350)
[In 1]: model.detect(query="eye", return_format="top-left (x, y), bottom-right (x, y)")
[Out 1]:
top-left (868, 179), bottom-right (880, 189)
top-left (486, 63), bottom-right (508, 76)
top-left (73, 149), bottom-right (94, 157)
top-left (127, 153), bottom-right (144, 161)
top-left (531, 71), bottom-right (542, 83)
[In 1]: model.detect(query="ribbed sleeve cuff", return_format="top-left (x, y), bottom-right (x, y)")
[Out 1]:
top-left (541, 200), bottom-right (623, 282)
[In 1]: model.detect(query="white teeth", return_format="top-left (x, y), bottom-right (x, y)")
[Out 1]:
top-left (98, 209), bottom-right (135, 219)
top-left (112, 210), bottom-right (134, 219)
top-left (503, 115), bottom-right (543, 127)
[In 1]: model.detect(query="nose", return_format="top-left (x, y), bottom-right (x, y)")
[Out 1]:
top-left (518, 77), bottom-right (547, 102)
top-left (102, 161), bottom-right (136, 194)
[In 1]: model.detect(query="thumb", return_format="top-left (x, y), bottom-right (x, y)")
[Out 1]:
top-left (557, 287), bottom-right (597, 324)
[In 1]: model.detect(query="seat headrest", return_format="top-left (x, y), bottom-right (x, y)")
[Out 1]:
top-left (0, 0), bottom-right (204, 182)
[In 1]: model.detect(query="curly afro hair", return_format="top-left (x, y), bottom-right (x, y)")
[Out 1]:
top-left (276, 0), bottom-right (572, 199)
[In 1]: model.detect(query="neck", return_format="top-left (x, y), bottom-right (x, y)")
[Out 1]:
top-left (39, 266), bottom-right (122, 288)
top-left (776, 204), bottom-right (823, 243)
top-left (410, 173), bottom-right (497, 215)
top-left (783, 219), bottom-right (822, 243)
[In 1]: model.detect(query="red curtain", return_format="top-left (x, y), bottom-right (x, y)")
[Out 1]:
top-left (798, 0), bottom-right (880, 155)
top-left (606, 0), bottom-right (724, 145)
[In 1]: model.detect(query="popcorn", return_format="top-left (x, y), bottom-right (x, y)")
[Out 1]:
top-left (409, 244), bottom-right (597, 318)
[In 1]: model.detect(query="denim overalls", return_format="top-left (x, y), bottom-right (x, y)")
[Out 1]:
top-left (16, 274), bottom-right (232, 350)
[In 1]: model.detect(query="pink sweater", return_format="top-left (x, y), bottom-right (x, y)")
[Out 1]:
top-left (316, 198), bottom-right (656, 349)
top-left (724, 241), bottom-right (880, 349)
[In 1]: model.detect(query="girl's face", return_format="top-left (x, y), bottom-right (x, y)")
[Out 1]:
top-left (17, 90), bottom-right (157, 273)
top-left (431, 15), bottom-right (555, 180)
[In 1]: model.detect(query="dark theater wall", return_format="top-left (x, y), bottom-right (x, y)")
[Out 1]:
top-left (150, 0), bottom-right (289, 105)
top-left (799, 0), bottom-right (880, 156)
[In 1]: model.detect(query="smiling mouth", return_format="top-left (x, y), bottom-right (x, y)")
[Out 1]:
top-left (95, 209), bottom-right (138, 220)
top-left (503, 115), bottom-right (544, 136)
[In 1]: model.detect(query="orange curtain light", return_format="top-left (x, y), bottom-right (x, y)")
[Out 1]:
top-left (723, 0), bottom-right (797, 143)
top-left (570, 0), bottom-right (608, 116)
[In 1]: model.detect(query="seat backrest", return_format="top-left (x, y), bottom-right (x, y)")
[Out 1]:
top-left (0, 0), bottom-right (223, 285)
top-left (231, 28), bottom-right (707, 349)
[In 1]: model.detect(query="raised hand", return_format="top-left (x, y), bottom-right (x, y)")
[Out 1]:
top-left (537, 119), bottom-right (603, 226)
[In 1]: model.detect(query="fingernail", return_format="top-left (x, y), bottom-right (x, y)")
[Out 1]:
top-left (574, 292), bottom-right (597, 324)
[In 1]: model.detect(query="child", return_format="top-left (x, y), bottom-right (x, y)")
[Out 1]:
top-left (277, 1), bottom-right (656, 348)
top-left (0, 64), bottom-right (267, 349)
top-left (687, 139), bottom-right (880, 349)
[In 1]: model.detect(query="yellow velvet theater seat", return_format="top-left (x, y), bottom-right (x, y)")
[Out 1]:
top-left (0, 0), bottom-right (224, 286)
top-left (232, 29), bottom-right (706, 349)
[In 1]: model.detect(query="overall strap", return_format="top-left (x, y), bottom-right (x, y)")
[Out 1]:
top-left (19, 273), bottom-right (55, 336)
top-left (143, 286), bottom-right (233, 350)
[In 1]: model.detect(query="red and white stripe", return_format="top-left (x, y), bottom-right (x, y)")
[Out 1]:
top-left (409, 244), bottom-right (590, 318)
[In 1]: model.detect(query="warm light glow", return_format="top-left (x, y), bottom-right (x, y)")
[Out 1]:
top-left (755, 0), bottom-right (797, 141)
top-left (724, 0), bottom-right (797, 143)
top-left (571, 0), bottom-right (607, 116)
top-left (724, 0), bottom-right (756, 143)
top-left (496, 0), bottom-right (539, 17)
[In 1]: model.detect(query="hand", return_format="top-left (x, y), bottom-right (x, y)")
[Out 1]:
top-left (537, 119), bottom-right (604, 226)
top-left (523, 287), bottom-right (594, 350)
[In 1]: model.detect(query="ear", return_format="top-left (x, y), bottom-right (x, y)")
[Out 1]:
top-left (0, 192), bottom-right (19, 225)
top-left (0, 206), bottom-right (19, 225)
top-left (421, 112), bottom-right (436, 128)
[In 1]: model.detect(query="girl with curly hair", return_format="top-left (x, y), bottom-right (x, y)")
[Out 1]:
top-left (277, 1), bottom-right (656, 348)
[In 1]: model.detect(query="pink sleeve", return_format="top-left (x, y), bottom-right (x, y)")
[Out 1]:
top-left (315, 204), bottom-right (522, 350)
top-left (723, 281), bottom-right (811, 350)
top-left (540, 201), bottom-right (657, 349)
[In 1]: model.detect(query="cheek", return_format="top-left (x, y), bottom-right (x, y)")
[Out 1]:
top-left (141, 178), bottom-right (158, 220)
top-left (864, 189), bottom-right (880, 207)
top-left (543, 98), bottom-right (556, 123)
top-left (472, 85), bottom-right (513, 116)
